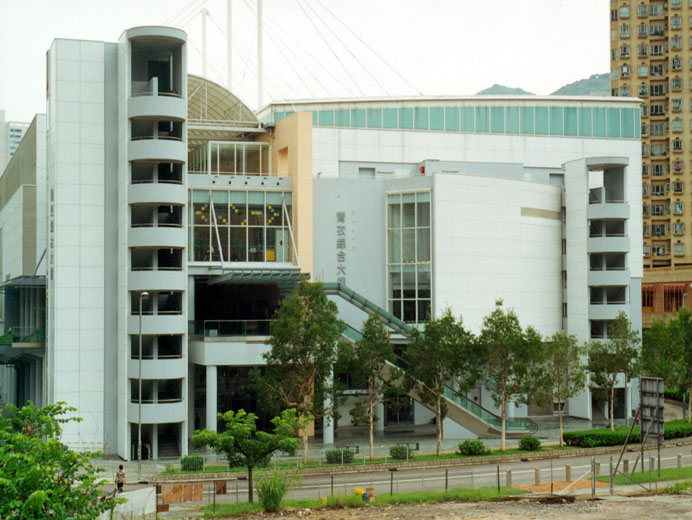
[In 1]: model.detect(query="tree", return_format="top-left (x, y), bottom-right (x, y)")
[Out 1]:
top-left (533, 332), bottom-right (587, 446)
top-left (347, 313), bottom-right (396, 460)
top-left (191, 408), bottom-right (304, 503)
top-left (0, 402), bottom-right (121, 519)
top-left (587, 312), bottom-right (640, 431)
top-left (401, 309), bottom-right (478, 456)
top-left (478, 300), bottom-right (543, 452)
top-left (254, 280), bottom-right (343, 463)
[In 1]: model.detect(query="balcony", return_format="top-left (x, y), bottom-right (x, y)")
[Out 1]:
top-left (127, 401), bottom-right (186, 424)
top-left (129, 137), bottom-right (186, 163)
top-left (128, 357), bottom-right (186, 380)
top-left (129, 82), bottom-right (186, 120)
top-left (588, 236), bottom-right (630, 253)
top-left (129, 182), bottom-right (186, 205)
top-left (129, 270), bottom-right (186, 292)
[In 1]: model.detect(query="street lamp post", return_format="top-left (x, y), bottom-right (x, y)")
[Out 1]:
top-left (137, 291), bottom-right (150, 482)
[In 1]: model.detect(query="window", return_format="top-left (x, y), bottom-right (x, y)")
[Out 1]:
top-left (672, 78), bottom-right (683, 90)
top-left (674, 138), bottom-right (683, 150)
top-left (650, 23), bottom-right (664, 35)
top-left (621, 24), bottom-right (630, 37)
top-left (651, 84), bottom-right (665, 96)
top-left (644, 224), bottom-right (650, 236)
top-left (190, 189), bottom-right (294, 264)
top-left (638, 65), bottom-right (649, 77)
top-left (621, 65), bottom-right (630, 78)
top-left (612, 9), bottom-right (619, 21)
top-left (620, 5), bottom-right (630, 17)
top-left (653, 244), bottom-right (666, 257)
top-left (612, 88), bottom-right (619, 97)
top-left (638, 4), bottom-right (648, 16)
top-left (652, 144), bottom-right (666, 156)
top-left (673, 119), bottom-right (684, 132)
top-left (678, 159), bottom-right (688, 173)
top-left (643, 203), bottom-right (651, 215)
top-left (643, 143), bottom-right (650, 156)
top-left (638, 43), bottom-right (648, 56)
top-left (673, 36), bottom-right (683, 50)
top-left (672, 15), bottom-right (683, 29)
top-left (612, 49), bottom-right (619, 61)
top-left (651, 104), bottom-right (665, 115)
top-left (675, 243), bottom-right (685, 256)
top-left (621, 85), bottom-right (630, 97)
top-left (387, 192), bottom-right (431, 323)
top-left (674, 181), bottom-right (684, 193)
top-left (653, 224), bottom-right (666, 236)
top-left (673, 57), bottom-right (683, 71)
top-left (644, 244), bottom-right (651, 257)
top-left (643, 164), bottom-right (650, 176)
top-left (665, 283), bottom-right (685, 309)
top-left (651, 64), bottom-right (664, 77)
top-left (642, 105), bottom-right (649, 116)
top-left (674, 222), bottom-right (686, 235)
top-left (641, 124), bottom-right (649, 136)
top-left (643, 184), bottom-right (650, 197)
top-left (638, 23), bottom-right (649, 36)
top-left (652, 164), bottom-right (665, 176)
top-left (652, 184), bottom-right (665, 196)
top-left (651, 44), bottom-right (664, 56)
top-left (674, 97), bottom-right (683, 111)
top-left (621, 45), bottom-right (630, 58)
top-left (650, 5), bottom-right (663, 17)
top-left (674, 201), bottom-right (684, 214)
top-left (673, 0), bottom-right (682, 8)
top-left (652, 203), bottom-right (666, 216)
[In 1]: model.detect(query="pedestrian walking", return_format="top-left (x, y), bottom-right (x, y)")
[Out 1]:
top-left (114, 464), bottom-right (126, 493)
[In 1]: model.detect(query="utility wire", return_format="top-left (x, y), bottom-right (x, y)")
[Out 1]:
top-left (164, 0), bottom-right (206, 26)
top-left (314, 0), bottom-right (424, 95)
top-left (302, 0), bottom-right (389, 96)
top-left (295, 0), bottom-right (365, 96)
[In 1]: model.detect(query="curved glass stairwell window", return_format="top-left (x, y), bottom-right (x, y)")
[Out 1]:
top-left (387, 191), bottom-right (431, 323)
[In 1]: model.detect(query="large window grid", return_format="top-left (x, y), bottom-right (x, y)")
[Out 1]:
top-left (267, 106), bottom-right (641, 140)
top-left (188, 141), bottom-right (271, 176)
top-left (387, 192), bottom-right (431, 324)
top-left (190, 189), bottom-right (293, 264)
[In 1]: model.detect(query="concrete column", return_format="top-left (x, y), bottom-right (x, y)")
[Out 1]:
top-left (33, 360), bottom-right (41, 407)
top-left (206, 365), bottom-right (217, 432)
top-left (152, 423), bottom-right (158, 460)
top-left (180, 420), bottom-right (188, 456)
top-left (323, 371), bottom-right (334, 444)
top-left (374, 402), bottom-right (385, 433)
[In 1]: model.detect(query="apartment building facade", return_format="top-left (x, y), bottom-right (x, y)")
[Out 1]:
top-left (610, 0), bottom-right (692, 325)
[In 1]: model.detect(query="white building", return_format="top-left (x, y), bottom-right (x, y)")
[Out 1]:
top-left (0, 25), bottom-right (643, 459)
top-left (0, 110), bottom-right (31, 173)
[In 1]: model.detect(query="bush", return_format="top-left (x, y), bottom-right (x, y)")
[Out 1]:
top-left (255, 470), bottom-right (296, 512)
top-left (563, 419), bottom-right (692, 448)
top-left (325, 448), bottom-right (355, 464)
top-left (456, 439), bottom-right (489, 456)
top-left (390, 444), bottom-right (415, 460)
top-left (518, 436), bottom-right (541, 451)
top-left (180, 455), bottom-right (204, 472)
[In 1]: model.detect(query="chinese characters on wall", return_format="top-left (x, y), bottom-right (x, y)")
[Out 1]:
top-left (336, 212), bottom-right (346, 284)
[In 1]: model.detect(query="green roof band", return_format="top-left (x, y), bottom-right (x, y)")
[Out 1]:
top-left (268, 106), bottom-right (638, 139)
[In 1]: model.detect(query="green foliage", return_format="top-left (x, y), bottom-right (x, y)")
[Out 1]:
top-left (402, 309), bottom-right (478, 455)
top-left (478, 300), bottom-right (543, 450)
top-left (518, 436), bottom-right (541, 451)
top-left (456, 439), bottom-right (489, 456)
top-left (0, 402), bottom-right (121, 519)
top-left (326, 493), bottom-right (364, 507)
top-left (389, 444), bottom-right (415, 460)
top-left (180, 455), bottom-right (205, 472)
top-left (587, 312), bottom-right (640, 431)
top-left (325, 448), bottom-right (355, 464)
top-left (255, 470), bottom-right (298, 512)
top-left (256, 280), bottom-right (344, 461)
top-left (476, 84), bottom-right (534, 95)
top-left (563, 419), bottom-right (692, 447)
top-left (191, 408), bottom-right (305, 502)
top-left (550, 73), bottom-right (610, 96)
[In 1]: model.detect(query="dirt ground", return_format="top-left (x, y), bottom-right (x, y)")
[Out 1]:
top-left (236, 494), bottom-right (692, 520)
top-left (515, 479), bottom-right (609, 493)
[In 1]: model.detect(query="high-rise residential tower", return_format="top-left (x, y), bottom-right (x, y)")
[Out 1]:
top-left (610, 0), bottom-right (692, 325)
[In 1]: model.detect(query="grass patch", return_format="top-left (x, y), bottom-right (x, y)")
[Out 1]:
top-left (597, 465), bottom-right (692, 485)
top-left (660, 480), bottom-right (692, 494)
top-left (163, 447), bottom-right (569, 476)
top-left (204, 487), bottom-right (524, 517)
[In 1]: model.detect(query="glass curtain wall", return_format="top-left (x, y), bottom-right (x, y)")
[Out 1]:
top-left (387, 192), bottom-right (431, 323)
top-left (188, 141), bottom-right (271, 176)
top-left (190, 189), bottom-right (293, 263)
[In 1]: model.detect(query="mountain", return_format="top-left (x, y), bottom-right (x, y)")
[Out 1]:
top-left (475, 84), bottom-right (534, 96)
top-left (474, 73), bottom-right (610, 97)
top-left (550, 73), bottom-right (610, 96)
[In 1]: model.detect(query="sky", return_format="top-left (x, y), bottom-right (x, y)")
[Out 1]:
top-left (0, 0), bottom-right (610, 121)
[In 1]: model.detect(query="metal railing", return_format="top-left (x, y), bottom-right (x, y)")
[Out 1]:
top-left (188, 319), bottom-right (272, 337)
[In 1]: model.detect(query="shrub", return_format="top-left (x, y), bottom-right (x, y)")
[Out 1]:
top-left (255, 470), bottom-right (296, 512)
top-left (562, 419), bottom-right (692, 448)
top-left (180, 455), bottom-right (204, 472)
top-left (456, 439), bottom-right (489, 456)
top-left (325, 448), bottom-right (355, 464)
top-left (518, 436), bottom-right (541, 451)
top-left (390, 444), bottom-right (415, 460)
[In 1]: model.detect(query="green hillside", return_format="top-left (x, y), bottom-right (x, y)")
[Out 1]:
top-left (475, 84), bottom-right (534, 95)
top-left (550, 73), bottom-right (610, 96)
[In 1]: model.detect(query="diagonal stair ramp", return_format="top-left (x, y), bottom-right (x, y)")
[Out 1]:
top-left (331, 286), bottom-right (536, 437)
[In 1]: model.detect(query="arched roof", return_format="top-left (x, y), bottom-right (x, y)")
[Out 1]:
top-left (187, 75), bottom-right (262, 150)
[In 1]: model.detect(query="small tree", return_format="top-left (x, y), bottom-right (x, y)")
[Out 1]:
top-left (347, 313), bottom-right (396, 460)
top-left (587, 312), bottom-right (640, 431)
top-left (0, 402), bottom-right (121, 519)
top-left (641, 318), bottom-right (680, 387)
top-left (479, 300), bottom-right (543, 451)
top-left (402, 309), bottom-right (478, 456)
top-left (255, 280), bottom-right (344, 463)
top-left (658, 309), bottom-right (692, 422)
top-left (533, 332), bottom-right (587, 446)
top-left (191, 408), bottom-right (305, 503)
